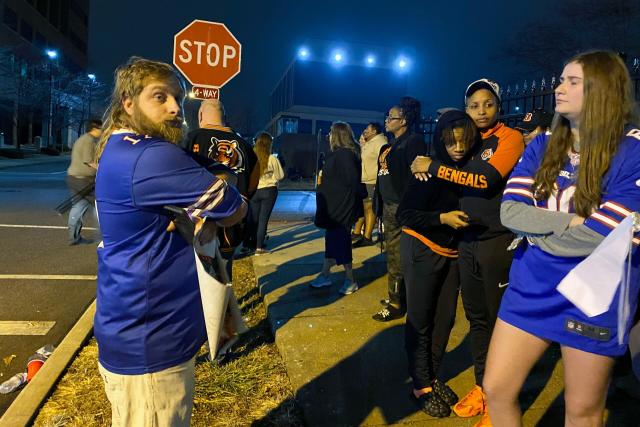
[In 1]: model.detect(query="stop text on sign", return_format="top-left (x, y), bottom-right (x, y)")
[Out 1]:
top-left (177, 41), bottom-right (237, 68)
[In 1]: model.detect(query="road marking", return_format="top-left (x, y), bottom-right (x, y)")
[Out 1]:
top-left (0, 321), bottom-right (56, 335)
top-left (0, 274), bottom-right (96, 280)
top-left (0, 224), bottom-right (97, 231)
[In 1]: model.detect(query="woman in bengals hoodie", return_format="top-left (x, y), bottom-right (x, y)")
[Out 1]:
top-left (412, 79), bottom-right (524, 427)
top-left (397, 110), bottom-right (479, 417)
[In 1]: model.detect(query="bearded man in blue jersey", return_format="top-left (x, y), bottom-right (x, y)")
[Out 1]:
top-left (93, 57), bottom-right (246, 427)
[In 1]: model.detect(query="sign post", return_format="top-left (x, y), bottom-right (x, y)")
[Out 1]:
top-left (173, 20), bottom-right (242, 100)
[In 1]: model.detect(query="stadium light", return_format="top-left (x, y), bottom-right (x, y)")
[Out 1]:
top-left (45, 49), bottom-right (58, 59)
top-left (298, 47), bottom-right (309, 59)
top-left (333, 52), bottom-right (343, 62)
top-left (395, 56), bottom-right (410, 72)
top-left (365, 55), bottom-right (376, 66)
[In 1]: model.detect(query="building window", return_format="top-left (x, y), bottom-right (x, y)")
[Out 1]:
top-left (298, 119), bottom-right (312, 134)
top-left (277, 117), bottom-right (298, 136)
top-left (69, 0), bottom-right (88, 26)
top-left (37, 0), bottom-right (48, 17)
top-left (3, 6), bottom-right (18, 32)
top-left (20, 19), bottom-right (33, 42)
top-left (69, 30), bottom-right (87, 54)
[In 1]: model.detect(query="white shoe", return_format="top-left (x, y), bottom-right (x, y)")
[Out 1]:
top-left (338, 279), bottom-right (358, 295)
top-left (309, 274), bottom-right (332, 288)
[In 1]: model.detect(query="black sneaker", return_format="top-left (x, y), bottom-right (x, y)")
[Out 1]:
top-left (432, 379), bottom-right (458, 406)
top-left (410, 391), bottom-right (451, 418)
top-left (353, 237), bottom-right (375, 248)
top-left (372, 305), bottom-right (405, 322)
top-left (380, 298), bottom-right (390, 307)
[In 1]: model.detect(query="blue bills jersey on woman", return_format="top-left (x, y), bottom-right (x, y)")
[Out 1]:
top-left (499, 128), bottom-right (640, 356)
top-left (95, 130), bottom-right (243, 374)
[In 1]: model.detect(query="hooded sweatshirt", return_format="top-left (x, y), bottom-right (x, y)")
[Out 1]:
top-left (396, 110), bottom-right (480, 255)
top-left (361, 133), bottom-right (387, 184)
top-left (425, 120), bottom-right (524, 240)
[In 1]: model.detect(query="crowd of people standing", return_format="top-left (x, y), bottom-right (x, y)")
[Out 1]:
top-left (81, 47), bottom-right (640, 427)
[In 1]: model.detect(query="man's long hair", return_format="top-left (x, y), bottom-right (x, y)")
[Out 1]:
top-left (254, 132), bottom-right (273, 176)
top-left (533, 51), bottom-right (637, 217)
top-left (95, 57), bottom-right (185, 162)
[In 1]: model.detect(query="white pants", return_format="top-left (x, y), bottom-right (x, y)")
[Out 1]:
top-left (98, 358), bottom-right (195, 427)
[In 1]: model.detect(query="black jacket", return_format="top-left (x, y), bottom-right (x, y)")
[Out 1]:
top-left (374, 131), bottom-right (427, 214)
top-left (396, 110), bottom-right (480, 249)
top-left (315, 148), bottom-right (364, 229)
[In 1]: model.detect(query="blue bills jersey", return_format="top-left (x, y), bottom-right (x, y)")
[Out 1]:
top-left (95, 131), bottom-right (243, 374)
top-left (499, 128), bottom-right (640, 355)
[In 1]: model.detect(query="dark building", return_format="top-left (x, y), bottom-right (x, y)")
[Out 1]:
top-left (0, 0), bottom-right (90, 150)
top-left (266, 49), bottom-right (409, 178)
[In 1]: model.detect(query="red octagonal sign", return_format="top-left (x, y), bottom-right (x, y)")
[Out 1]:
top-left (173, 20), bottom-right (242, 89)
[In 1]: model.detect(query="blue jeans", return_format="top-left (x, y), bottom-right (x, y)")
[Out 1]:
top-left (68, 197), bottom-right (91, 242)
top-left (66, 176), bottom-right (94, 243)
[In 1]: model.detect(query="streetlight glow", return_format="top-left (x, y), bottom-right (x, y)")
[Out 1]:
top-left (87, 73), bottom-right (96, 81)
top-left (366, 55), bottom-right (375, 66)
top-left (334, 53), bottom-right (342, 62)
top-left (298, 47), bottom-right (309, 59)
top-left (45, 49), bottom-right (58, 59)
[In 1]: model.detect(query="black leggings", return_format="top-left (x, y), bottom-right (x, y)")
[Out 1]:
top-left (458, 233), bottom-right (514, 386)
top-left (401, 233), bottom-right (460, 389)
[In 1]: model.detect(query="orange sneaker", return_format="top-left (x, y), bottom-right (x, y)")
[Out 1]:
top-left (473, 406), bottom-right (492, 427)
top-left (452, 384), bottom-right (485, 418)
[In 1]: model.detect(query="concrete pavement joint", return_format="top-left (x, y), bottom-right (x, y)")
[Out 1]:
top-left (0, 300), bottom-right (96, 427)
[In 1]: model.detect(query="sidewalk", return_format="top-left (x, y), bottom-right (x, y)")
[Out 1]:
top-left (253, 220), bottom-right (640, 426)
top-left (0, 152), bottom-right (70, 171)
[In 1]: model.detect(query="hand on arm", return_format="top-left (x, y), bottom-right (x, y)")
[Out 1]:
top-left (411, 156), bottom-right (432, 181)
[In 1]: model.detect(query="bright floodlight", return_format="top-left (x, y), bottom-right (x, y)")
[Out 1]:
top-left (398, 59), bottom-right (407, 68)
top-left (334, 53), bottom-right (343, 62)
top-left (87, 73), bottom-right (96, 80)
top-left (45, 49), bottom-right (58, 59)
top-left (366, 55), bottom-right (375, 66)
top-left (515, 106), bottom-right (520, 111)
top-left (298, 47), bottom-right (309, 59)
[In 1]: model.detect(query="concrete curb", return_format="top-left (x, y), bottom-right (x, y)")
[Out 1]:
top-left (0, 300), bottom-right (96, 427)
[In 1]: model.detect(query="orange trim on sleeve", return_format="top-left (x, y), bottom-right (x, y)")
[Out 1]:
top-left (486, 125), bottom-right (524, 178)
top-left (402, 227), bottom-right (458, 258)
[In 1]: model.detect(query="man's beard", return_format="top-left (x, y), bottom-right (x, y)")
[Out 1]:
top-left (131, 106), bottom-right (184, 144)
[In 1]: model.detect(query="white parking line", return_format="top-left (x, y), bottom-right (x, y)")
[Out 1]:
top-left (0, 321), bottom-right (56, 335)
top-left (0, 224), bottom-right (98, 231)
top-left (0, 274), bottom-right (96, 280)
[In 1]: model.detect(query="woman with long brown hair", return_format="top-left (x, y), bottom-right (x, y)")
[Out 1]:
top-left (246, 132), bottom-right (284, 255)
top-left (311, 121), bottom-right (364, 295)
top-left (484, 51), bottom-right (640, 426)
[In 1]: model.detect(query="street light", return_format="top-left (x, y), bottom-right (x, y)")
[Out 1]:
top-left (45, 49), bottom-right (58, 148)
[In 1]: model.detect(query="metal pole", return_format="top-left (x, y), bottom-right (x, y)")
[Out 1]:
top-left (314, 128), bottom-right (321, 190)
top-left (47, 62), bottom-right (53, 148)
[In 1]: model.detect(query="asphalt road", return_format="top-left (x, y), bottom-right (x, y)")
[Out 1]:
top-left (0, 158), bottom-right (97, 415)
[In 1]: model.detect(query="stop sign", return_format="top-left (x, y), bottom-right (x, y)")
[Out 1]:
top-left (173, 20), bottom-right (242, 89)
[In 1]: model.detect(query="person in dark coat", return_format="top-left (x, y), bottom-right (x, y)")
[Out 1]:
top-left (397, 110), bottom-right (479, 417)
top-left (311, 122), bottom-right (364, 295)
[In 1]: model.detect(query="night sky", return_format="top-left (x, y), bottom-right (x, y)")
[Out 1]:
top-left (89, 0), bottom-right (557, 130)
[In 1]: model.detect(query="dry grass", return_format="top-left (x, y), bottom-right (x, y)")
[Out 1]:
top-left (33, 257), bottom-right (304, 427)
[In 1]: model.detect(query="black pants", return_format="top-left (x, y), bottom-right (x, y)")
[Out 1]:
top-left (401, 234), bottom-right (459, 389)
top-left (458, 233), bottom-right (514, 386)
top-left (249, 186), bottom-right (278, 249)
top-left (382, 202), bottom-right (405, 308)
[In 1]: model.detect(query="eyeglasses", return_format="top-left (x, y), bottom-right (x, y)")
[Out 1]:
top-left (385, 116), bottom-right (403, 122)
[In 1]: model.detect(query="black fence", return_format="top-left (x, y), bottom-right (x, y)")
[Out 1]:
top-left (420, 56), bottom-right (640, 145)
